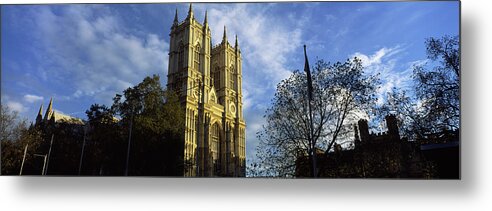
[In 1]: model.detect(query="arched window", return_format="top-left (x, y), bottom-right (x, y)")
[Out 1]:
top-left (178, 44), bottom-right (184, 70)
top-left (213, 67), bottom-right (220, 88)
top-left (211, 123), bottom-right (220, 161)
top-left (230, 66), bottom-right (235, 88)
top-left (194, 45), bottom-right (200, 71)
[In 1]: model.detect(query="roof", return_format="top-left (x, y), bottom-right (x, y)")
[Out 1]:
top-left (52, 111), bottom-right (84, 124)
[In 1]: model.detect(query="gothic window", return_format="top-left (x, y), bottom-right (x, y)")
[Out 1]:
top-left (178, 44), bottom-right (184, 70)
top-left (230, 66), bottom-right (235, 88)
top-left (194, 45), bottom-right (200, 71)
top-left (211, 123), bottom-right (220, 163)
top-left (213, 67), bottom-right (220, 88)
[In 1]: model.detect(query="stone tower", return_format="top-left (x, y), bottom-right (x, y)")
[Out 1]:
top-left (167, 4), bottom-right (246, 177)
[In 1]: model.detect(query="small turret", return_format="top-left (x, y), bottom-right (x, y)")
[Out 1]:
top-left (385, 114), bottom-right (400, 141)
top-left (358, 119), bottom-right (370, 142)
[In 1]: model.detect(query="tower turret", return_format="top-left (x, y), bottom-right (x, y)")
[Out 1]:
top-left (385, 114), bottom-right (400, 141)
top-left (358, 119), bottom-right (370, 142)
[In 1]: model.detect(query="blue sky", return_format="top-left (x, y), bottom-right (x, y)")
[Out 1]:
top-left (1, 2), bottom-right (459, 162)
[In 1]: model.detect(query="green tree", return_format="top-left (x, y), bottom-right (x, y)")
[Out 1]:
top-left (1, 105), bottom-right (44, 175)
top-left (82, 104), bottom-right (123, 175)
top-left (253, 58), bottom-right (379, 177)
top-left (111, 75), bottom-right (185, 176)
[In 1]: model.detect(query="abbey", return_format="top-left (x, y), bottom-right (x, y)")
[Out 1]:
top-left (167, 5), bottom-right (246, 177)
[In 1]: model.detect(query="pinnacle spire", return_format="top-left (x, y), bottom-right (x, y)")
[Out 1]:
top-left (173, 8), bottom-right (179, 25)
top-left (235, 34), bottom-right (238, 47)
top-left (222, 25), bottom-right (227, 43)
top-left (36, 104), bottom-right (43, 124)
top-left (44, 97), bottom-right (53, 121)
top-left (187, 3), bottom-right (193, 19)
top-left (204, 10), bottom-right (208, 25)
top-left (38, 104), bottom-right (44, 116)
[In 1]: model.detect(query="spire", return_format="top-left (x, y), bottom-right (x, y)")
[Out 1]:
top-left (36, 104), bottom-right (43, 125)
top-left (235, 34), bottom-right (238, 48)
top-left (44, 97), bottom-right (53, 121)
top-left (203, 10), bottom-right (208, 26)
top-left (222, 25), bottom-right (227, 43)
top-left (38, 104), bottom-right (44, 116)
top-left (187, 3), bottom-right (193, 20)
top-left (173, 8), bottom-right (179, 26)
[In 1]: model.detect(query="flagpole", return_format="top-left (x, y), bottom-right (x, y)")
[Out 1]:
top-left (304, 45), bottom-right (317, 177)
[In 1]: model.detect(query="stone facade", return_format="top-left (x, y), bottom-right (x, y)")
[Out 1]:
top-left (166, 5), bottom-right (246, 177)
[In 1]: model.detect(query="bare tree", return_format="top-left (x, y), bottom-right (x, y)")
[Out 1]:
top-left (252, 58), bottom-right (379, 177)
top-left (413, 35), bottom-right (460, 132)
top-left (378, 35), bottom-right (460, 140)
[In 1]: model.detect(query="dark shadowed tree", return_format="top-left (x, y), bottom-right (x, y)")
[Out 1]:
top-left (413, 35), bottom-right (460, 132)
top-left (377, 35), bottom-right (460, 140)
top-left (112, 75), bottom-right (185, 176)
top-left (83, 104), bottom-right (124, 175)
top-left (45, 121), bottom-right (85, 175)
top-left (1, 105), bottom-right (44, 175)
top-left (252, 58), bottom-right (379, 177)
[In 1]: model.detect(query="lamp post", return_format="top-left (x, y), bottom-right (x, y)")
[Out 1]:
top-left (125, 104), bottom-right (134, 176)
top-left (19, 144), bottom-right (29, 175)
top-left (44, 134), bottom-right (54, 175)
top-left (78, 124), bottom-right (88, 175)
top-left (33, 154), bottom-right (47, 175)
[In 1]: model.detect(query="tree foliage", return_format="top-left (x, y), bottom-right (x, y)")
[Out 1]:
top-left (1, 105), bottom-right (44, 175)
top-left (413, 35), bottom-right (460, 132)
top-left (111, 75), bottom-right (185, 176)
top-left (252, 58), bottom-right (379, 177)
top-left (1, 75), bottom-right (185, 176)
top-left (378, 35), bottom-right (460, 139)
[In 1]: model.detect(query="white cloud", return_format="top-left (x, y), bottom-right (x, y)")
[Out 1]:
top-left (352, 46), bottom-right (402, 68)
top-left (351, 46), bottom-right (415, 106)
top-left (6, 101), bottom-right (26, 113)
top-left (201, 4), bottom-right (302, 84)
top-left (23, 94), bottom-right (44, 103)
top-left (31, 5), bottom-right (169, 105)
